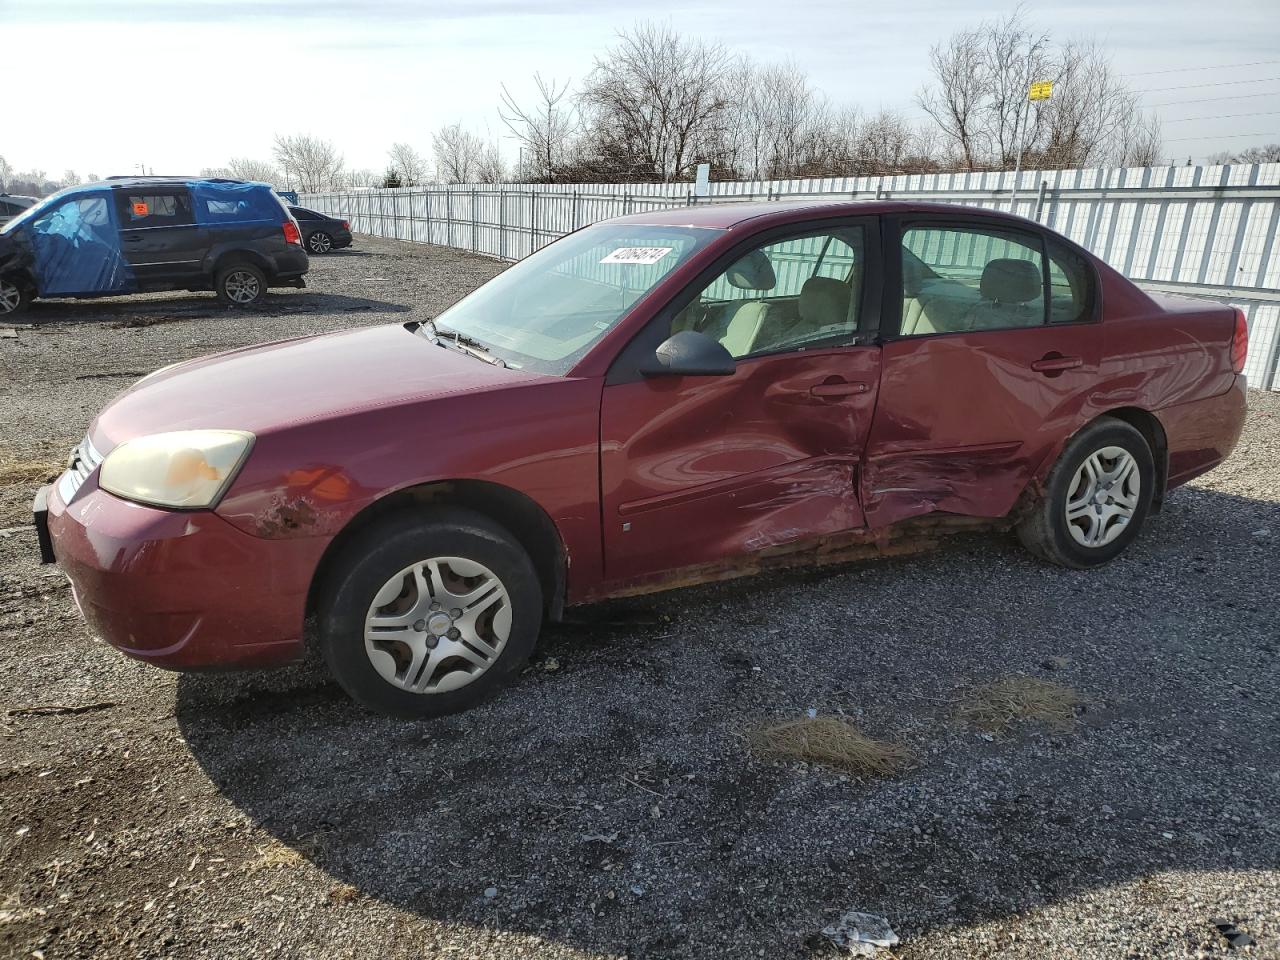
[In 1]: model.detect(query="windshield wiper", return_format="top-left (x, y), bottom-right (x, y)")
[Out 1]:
top-left (419, 320), bottom-right (507, 367)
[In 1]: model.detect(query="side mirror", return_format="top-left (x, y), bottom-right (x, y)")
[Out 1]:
top-left (639, 330), bottom-right (736, 378)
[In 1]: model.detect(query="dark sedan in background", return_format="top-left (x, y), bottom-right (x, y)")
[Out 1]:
top-left (288, 205), bottom-right (352, 254)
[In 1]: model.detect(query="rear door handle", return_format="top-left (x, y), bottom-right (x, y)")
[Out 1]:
top-left (809, 380), bottom-right (870, 398)
top-left (121, 235), bottom-right (144, 243)
top-left (1030, 355), bottom-right (1083, 373)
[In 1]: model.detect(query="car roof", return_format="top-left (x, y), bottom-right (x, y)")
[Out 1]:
top-left (605, 199), bottom-right (1043, 232)
top-left (79, 176), bottom-right (269, 191)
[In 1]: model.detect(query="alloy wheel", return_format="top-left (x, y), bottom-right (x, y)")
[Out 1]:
top-left (224, 270), bottom-right (261, 304)
top-left (364, 556), bottom-right (512, 694)
top-left (0, 280), bottom-right (21, 314)
top-left (1064, 445), bottom-right (1140, 548)
top-left (309, 232), bottom-right (332, 254)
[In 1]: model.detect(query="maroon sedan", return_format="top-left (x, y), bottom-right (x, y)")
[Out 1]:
top-left (35, 201), bottom-right (1248, 717)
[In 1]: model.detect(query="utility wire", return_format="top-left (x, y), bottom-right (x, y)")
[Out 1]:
top-left (1136, 76), bottom-right (1280, 93)
top-left (1145, 91), bottom-right (1278, 108)
top-left (1163, 110), bottom-right (1280, 123)
top-left (1126, 58), bottom-right (1280, 77)
top-left (1164, 131), bottom-right (1280, 143)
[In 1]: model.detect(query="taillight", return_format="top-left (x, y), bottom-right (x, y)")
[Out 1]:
top-left (1231, 307), bottom-right (1248, 374)
top-left (342, 220), bottom-right (350, 230)
top-left (283, 219), bottom-right (302, 246)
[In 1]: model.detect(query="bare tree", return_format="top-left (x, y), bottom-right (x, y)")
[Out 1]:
top-left (432, 123), bottom-right (486, 184)
top-left (0, 155), bottom-right (11, 191)
top-left (917, 26), bottom-right (986, 170)
top-left (918, 10), bottom-right (1158, 171)
top-left (475, 142), bottom-right (509, 184)
top-left (1226, 143), bottom-right (1280, 163)
top-left (577, 21), bottom-right (732, 181)
top-left (347, 168), bottom-right (383, 188)
top-left (500, 73), bottom-right (577, 182)
top-left (272, 134), bottom-right (345, 192)
top-left (227, 157), bottom-right (283, 183)
top-left (387, 143), bottom-right (428, 186)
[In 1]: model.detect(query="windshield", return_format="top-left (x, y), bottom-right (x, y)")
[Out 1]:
top-left (432, 223), bottom-right (722, 374)
top-left (0, 187), bottom-right (75, 235)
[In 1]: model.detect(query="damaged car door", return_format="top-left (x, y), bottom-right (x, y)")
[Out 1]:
top-left (861, 216), bottom-right (1101, 527)
top-left (599, 220), bottom-right (884, 585)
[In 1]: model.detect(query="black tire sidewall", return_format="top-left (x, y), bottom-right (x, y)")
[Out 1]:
top-left (215, 263), bottom-right (266, 306)
top-left (1043, 421), bottom-right (1155, 568)
top-left (319, 509), bottom-right (542, 718)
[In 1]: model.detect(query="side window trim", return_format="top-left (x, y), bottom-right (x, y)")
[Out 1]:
top-left (606, 215), bottom-right (884, 385)
top-left (886, 215), bottom-right (1055, 339)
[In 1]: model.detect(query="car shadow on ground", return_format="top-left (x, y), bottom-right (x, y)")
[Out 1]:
top-left (175, 485), bottom-right (1279, 957)
top-left (12, 289), bottom-right (408, 326)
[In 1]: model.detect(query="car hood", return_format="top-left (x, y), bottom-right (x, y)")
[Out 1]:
top-left (92, 324), bottom-right (547, 448)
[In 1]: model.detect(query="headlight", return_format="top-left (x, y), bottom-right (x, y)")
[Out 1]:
top-left (98, 430), bottom-right (254, 509)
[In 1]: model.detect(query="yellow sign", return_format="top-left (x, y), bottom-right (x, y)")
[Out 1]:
top-left (1028, 81), bottom-right (1054, 101)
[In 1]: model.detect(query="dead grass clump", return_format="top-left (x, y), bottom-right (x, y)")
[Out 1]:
top-left (957, 676), bottom-right (1084, 734)
top-left (0, 459), bottom-right (62, 485)
top-left (749, 716), bottom-right (912, 777)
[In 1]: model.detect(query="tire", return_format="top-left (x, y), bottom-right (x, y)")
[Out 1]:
top-left (307, 231), bottom-right (333, 254)
top-left (1016, 417), bottom-right (1155, 569)
top-left (215, 262), bottom-right (267, 306)
top-left (0, 276), bottom-right (31, 317)
top-left (318, 506), bottom-right (543, 718)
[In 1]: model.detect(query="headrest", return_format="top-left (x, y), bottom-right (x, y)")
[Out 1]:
top-left (799, 276), bottom-right (851, 326)
top-left (725, 250), bottom-right (776, 290)
top-left (980, 258), bottom-right (1041, 304)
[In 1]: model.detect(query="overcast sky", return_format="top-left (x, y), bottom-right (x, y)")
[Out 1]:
top-left (3, 0), bottom-right (1278, 181)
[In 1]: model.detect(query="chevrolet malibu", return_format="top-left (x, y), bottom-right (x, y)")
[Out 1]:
top-left (35, 201), bottom-right (1248, 717)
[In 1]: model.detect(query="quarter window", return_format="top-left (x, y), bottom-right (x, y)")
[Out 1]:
top-left (1046, 240), bottom-right (1096, 324)
top-left (899, 225), bottom-right (1046, 335)
top-left (671, 227), bottom-right (866, 359)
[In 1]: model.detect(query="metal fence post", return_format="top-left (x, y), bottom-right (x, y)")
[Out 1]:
top-left (471, 188), bottom-right (478, 252)
top-left (446, 189), bottom-right (453, 248)
top-left (1035, 179), bottom-right (1049, 221)
top-left (529, 189), bottom-right (536, 256)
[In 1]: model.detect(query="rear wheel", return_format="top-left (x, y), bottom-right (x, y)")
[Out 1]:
top-left (307, 231), bottom-right (333, 254)
top-left (318, 507), bottom-right (543, 718)
top-left (0, 277), bottom-right (31, 317)
top-left (1017, 417), bottom-right (1155, 568)
top-left (215, 262), bottom-right (267, 306)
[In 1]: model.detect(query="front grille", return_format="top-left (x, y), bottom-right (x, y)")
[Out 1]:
top-left (57, 435), bottom-right (104, 504)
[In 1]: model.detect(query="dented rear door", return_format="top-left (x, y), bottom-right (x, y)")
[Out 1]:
top-left (861, 215), bottom-right (1101, 528)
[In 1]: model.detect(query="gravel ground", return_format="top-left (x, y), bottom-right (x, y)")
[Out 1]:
top-left (1, 237), bottom-right (1276, 959)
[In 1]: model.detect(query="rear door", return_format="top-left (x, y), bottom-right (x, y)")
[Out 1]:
top-left (114, 187), bottom-right (207, 288)
top-left (862, 215), bottom-right (1101, 528)
top-left (598, 218), bottom-right (884, 586)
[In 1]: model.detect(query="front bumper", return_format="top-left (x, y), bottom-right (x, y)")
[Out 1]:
top-left (41, 478), bottom-right (326, 671)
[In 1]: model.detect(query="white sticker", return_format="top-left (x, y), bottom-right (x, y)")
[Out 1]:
top-left (600, 246), bottom-right (673, 265)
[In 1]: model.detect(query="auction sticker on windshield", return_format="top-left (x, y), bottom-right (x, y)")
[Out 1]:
top-left (600, 246), bottom-right (673, 265)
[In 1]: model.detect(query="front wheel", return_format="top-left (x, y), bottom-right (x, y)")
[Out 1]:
top-left (318, 507), bottom-right (543, 718)
top-left (307, 231), bottom-right (333, 254)
top-left (1016, 417), bottom-right (1155, 569)
top-left (215, 262), bottom-right (267, 306)
top-left (0, 277), bottom-right (31, 317)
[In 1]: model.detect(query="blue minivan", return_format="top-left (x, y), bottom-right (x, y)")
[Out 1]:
top-left (0, 177), bottom-right (308, 317)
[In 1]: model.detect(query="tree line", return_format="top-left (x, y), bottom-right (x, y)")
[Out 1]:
top-left (10, 14), bottom-right (1277, 196)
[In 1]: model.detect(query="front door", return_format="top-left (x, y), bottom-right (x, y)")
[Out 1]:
top-left (599, 220), bottom-right (884, 586)
top-left (114, 188), bottom-right (207, 288)
top-left (863, 216), bottom-right (1102, 528)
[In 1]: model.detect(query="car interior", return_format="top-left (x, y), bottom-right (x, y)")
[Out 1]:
top-left (671, 232), bottom-right (863, 358)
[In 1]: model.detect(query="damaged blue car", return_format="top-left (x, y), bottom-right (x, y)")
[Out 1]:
top-left (0, 176), bottom-right (308, 317)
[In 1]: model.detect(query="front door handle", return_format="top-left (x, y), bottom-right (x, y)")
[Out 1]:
top-left (1030, 354), bottom-right (1083, 374)
top-left (809, 380), bottom-right (870, 398)
top-left (121, 235), bottom-right (144, 243)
